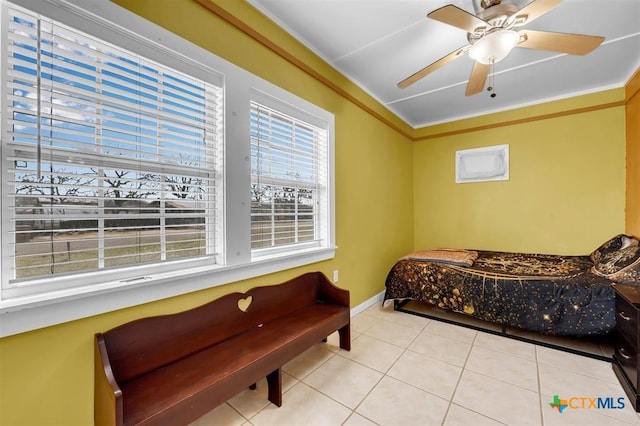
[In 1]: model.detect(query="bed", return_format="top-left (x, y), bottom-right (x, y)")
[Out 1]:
top-left (384, 234), bottom-right (640, 337)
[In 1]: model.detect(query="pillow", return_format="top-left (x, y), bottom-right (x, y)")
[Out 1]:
top-left (590, 234), bottom-right (639, 264)
top-left (591, 244), bottom-right (640, 284)
top-left (401, 249), bottom-right (478, 267)
top-left (622, 235), bottom-right (640, 249)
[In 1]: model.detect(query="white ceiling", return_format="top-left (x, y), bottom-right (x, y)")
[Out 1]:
top-left (247, 0), bottom-right (640, 128)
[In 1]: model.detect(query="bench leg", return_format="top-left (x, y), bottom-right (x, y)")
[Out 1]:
top-left (338, 324), bottom-right (351, 351)
top-left (267, 368), bottom-right (282, 407)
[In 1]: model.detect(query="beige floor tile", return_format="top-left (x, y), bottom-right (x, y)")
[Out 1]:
top-left (226, 374), bottom-right (299, 419)
top-left (251, 382), bottom-right (352, 426)
top-left (189, 403), bottom-right (246, 426)
top-left (465, 345), bottom-right (539, 391)
top-left (225, 380), bottom-right (271, 419)
top-left (356, 376), bottom-right (449, 426)
top-left (443, 404), bottom-right (506, 426)
top-left (383, 309), bottom-right (431, 330)
top-left (281, 371), bottom-right (299, 392)
top-left (424, 319), bottom-right (478, 343)
top-left (473, 331), bottom-right (536, 361)
top-left (363, 319), bottom-right (421, 348)
top-left (410, 306), bottom-right (503, 334)
top-left (409, 330), bottom-right (472, 367)
top-left (538, 363), bottom-right (625, 398)
top-left (602, 406), bottom-right (640, 426)
top-left (338, 334), bottom-right (404, 373)
top-left (317, 330), bottom-right (343, 353)
top-left (360, 303), bottom-right (393, 320)
top-left (303, 355), bottom-right (382, 409)
top-left (193, 310), bottom-right (636, 426)
top-left (536, 345), bottom-right (617, 383)
top-left (351, 313), bottom-right (380, 334)
top-left (282, 345), bottom-right (335, 380)
top-left (343, 412), bottom-right (378, 426)
top-left (542, 395), bottom-right (636, 426)
top-left (453, 370), bottom-right (541, 426)
top-left (538, 364), bottom-right (640, 425)
top-left (387, 349), bottom-right (462, 400)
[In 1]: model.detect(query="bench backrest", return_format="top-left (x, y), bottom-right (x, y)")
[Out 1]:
top-left (101, 271), bottom-right (327, 384)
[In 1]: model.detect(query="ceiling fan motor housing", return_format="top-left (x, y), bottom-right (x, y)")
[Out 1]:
top-left (480, 0), bottom-right (503, 9)
top-left (468, 3), bottom-right (520, 44)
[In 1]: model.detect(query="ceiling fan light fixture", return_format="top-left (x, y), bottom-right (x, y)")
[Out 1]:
top-left (468, 29), bottom-right (520, 64)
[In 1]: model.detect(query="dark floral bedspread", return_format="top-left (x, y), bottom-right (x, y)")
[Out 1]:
top-left (384, 251), bottom-right (615, 336)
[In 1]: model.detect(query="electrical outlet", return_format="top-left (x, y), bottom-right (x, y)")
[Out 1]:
top-left (333, 270), bottom-right (339, 282)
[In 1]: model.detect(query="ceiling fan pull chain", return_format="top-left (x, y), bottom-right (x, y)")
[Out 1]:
top-left (488, 61), bottom-right (496, 98)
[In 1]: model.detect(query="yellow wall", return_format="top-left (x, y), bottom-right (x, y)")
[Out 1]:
top-left (626, 68), bottom-right (640, 236)
top-left (0, 1), bottom-right (414, 424)
top-left (0, 1), bottom-right (633, 424)
top-left (413, 93), bottom-right (626, 255)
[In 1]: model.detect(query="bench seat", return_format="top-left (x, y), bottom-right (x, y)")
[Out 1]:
top-left (95, 272), bottom-right (351, 426)
top-left (122, 303), bottom-right (348, 425)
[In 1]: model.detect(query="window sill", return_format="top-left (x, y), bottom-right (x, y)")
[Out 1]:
top-left (0, 246), bottom-right (336, 337)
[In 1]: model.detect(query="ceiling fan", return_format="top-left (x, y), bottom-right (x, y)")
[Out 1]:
top-left (398, 0), bottom-right (605, 96)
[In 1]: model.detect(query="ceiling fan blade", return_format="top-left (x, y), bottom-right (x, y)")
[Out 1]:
top-left (514, 0), bottom-right (563, 26)
top-left (465, 62), bottom-right (490, 96)
top-left (518, 30), bottom-right (604, 55)
top-left (428, 5), bottom-right (488, 33)
top-left (398, 46), bottom-right (469, 89)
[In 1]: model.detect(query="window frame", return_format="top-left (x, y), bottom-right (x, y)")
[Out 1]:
top-left (3, 4), bottom-right (225, 298)
top-left (249, 90), bottom-right (330, 256)
top-left (0, 0), bottom-right (335, 338)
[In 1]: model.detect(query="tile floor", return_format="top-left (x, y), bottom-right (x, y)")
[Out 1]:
top-left (190, 302), bottom-right (640, 426)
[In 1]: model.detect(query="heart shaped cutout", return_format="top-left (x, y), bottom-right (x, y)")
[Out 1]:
top-left (237, 296), bottom-right (252, 313)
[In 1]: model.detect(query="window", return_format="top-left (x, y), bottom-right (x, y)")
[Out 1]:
top-left (0, 0), bottom-right (334, 337)
top-left (250, 98), bottom-right (329, 254)
top-left (3, 3), bottom-right (223, 298)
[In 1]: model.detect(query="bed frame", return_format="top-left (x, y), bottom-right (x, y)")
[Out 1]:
top-left (394, 299), bottom-right (613, 362)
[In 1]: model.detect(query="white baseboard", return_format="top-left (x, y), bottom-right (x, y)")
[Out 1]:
top-left (350, 290), bottom-right (385, 317)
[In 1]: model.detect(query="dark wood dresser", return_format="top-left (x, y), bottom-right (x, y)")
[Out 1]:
top-left (612, 283), bottom-right (640, 411)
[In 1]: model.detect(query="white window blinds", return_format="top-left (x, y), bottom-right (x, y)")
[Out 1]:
top-left (250, 99), bottom-right (328, 252)
top-left (4, 4), bottom-right (223, 288)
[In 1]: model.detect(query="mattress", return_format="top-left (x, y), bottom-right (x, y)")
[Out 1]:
top-left (383, 250), bottom-right (616, 336)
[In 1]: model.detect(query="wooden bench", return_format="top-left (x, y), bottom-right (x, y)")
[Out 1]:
top-left (94, 271), bottom-right (350, 426)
